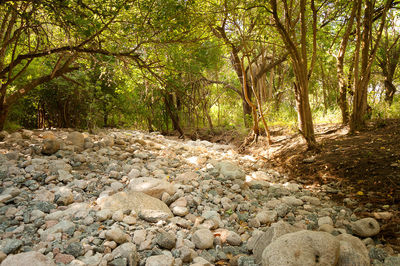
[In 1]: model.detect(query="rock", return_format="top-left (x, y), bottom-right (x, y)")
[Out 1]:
top-left (54, 187), bottom-right (74, 205)
top-left (0, 252), bottom-right (6, 263)
top-left (373, 212), bottom-right (393, 220)
top-left (145, 255), bottom-right (174, 266)
top-left (351, 218), bottom-right (380, 237)
top-left (252, 220), bottom-right (297, 263)
top-left (5, 152), bottom-right (18, 161)
top-left (215, 161), bottom-right (245, 180)
top-left (226, 231), bottom-right (242, 246)
top-left (384, 256), bottom-right (400, 266)
top-left (261, 230), bottom-right (340, 266)
top-left (369, 247), bottom-right (387, 262)
top-left (49, 160), bottom-right (72, 173)
top-left (0, 251), bottom-right (56, 266)
top-left (97, 191), bottom-right (173, 221)
top-left (192, 229), bottom-right (214, 249)
top-left (105, 228), bottom-right (130, 244)
top-left (67, 132), bottom-right (84, 148)
top-left (96, 209), bottom-right (113, 221)
top-left (336, 233), bottom-right (370, 266)
top-left (112, 242), bottom-right (138, 266)
top-left (57, 170), bottom-right (73, 183)
top-left (112, 210), bottom-right (124, 222)
top-left (101, 136), bottom-right (114, 146)
top-left (256, 211), bottom-right (278, 224)
top-left (40, 220), bottom-right (75, 240)
top-left (128, 177), bottom-right (176, 198)
top-left (65, 242), bottom-right (84, 257)
top-left (139, 209), bottom-right (171, 223)
top-left (41, 139), bottom-right (60, 155)
top-left (281, 196), bottom-right (303, 206)
top-left (318, 216), bottom-right (333, 227)
top-left (192, 256), bottom-right (212, 266)
top-left (1, 239), bottom-right (23, 254)
top-left (54, 253), bottom-right (75, 264)
top-left (42, 131), bottom-right (56, 140)
top-left (155, 230), bottom-right (176, 250)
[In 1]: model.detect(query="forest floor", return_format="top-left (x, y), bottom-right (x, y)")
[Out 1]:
top-left (190, 118), bottom-right (400, 250)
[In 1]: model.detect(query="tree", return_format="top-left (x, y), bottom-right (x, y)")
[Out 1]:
top-left (270, 0), bottom-right (319, 149)
top-left (350, 0), bottom-right (392, 132)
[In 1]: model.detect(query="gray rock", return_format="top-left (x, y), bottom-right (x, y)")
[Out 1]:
top-left (112, 242), bottom-right (138, 266)
top-left (215, 161), bottom-right (245, 180)
top-left (192, 229), bottom-right (214, 249)
top-left (281, 196), bottom-right (303, 206)
top-left (139, 209), bottom-right (171, 223)
top-left (1, 239), bottom-right (23, 254)
top-left (65, 242), bottom-right (84, 257)
top-left (261, 230), bottom-right (340, 266)
top-left (0, 251), bottom-right (56, 266)
top-left (351, 218), bottom-right (380, 237)
top-left (336, 234), bottom-right (370, 266)
top-left (105, 228), bottom-right (130, 244)
top-left (369, 247), bottom-right (387, 262)
top-left (96, 209), bottom-right (113, 221)
top-left (41, 220), bottom-right (75, 240)
top-left (41, 139), bottom-right (60, 155)
top-left (58, 170), bottom-right (73, 183)
top-left (318, 216), bottom-right (334, 227)
top-left (5, 152), bottom-right (18, 161)
top-left (128, 177), bottom-right (176, 198)
top-left (253, 220), bottom-right (297, 263)
top-left (145, 255), bottom-right (174, 266)
top-left (155, 230), bottom-right (176, 250)
top-left (97, 191), bottom-right (172, 221)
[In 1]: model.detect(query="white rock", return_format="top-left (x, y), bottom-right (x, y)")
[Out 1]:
top-left (318, 216), bottom-right (334, 227)
top-left (262, 230), bottom-right (340, 266)
top-left (128, 177), bottom-right (176, 198)
top-left (256, 210), bottom-right (278, 224)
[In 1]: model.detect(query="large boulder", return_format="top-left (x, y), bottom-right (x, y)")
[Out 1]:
top-left (1, 251), bottom-right (56, 266)
top-left (336, 234), bottom-right (370, 266)
top-left (214, 161), bottom-right (245, 180)
top-left (128, 177), bottom-right (176, 198)
top-left (261, 230), bottom-right (340, 266)
top-left (97, 190), bottom-right (173, 222)
top-left (252, 220), bottom-right (297, 263)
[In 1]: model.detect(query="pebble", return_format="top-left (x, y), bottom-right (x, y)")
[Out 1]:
top-left (0, 129), bottom-right (395, 266)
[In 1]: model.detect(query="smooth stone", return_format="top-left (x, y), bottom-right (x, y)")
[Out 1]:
top-left (318, 216), bottom-right (334, 226)
top-left (226, 231), bottom-right (242, 246)
top-left (97, 191), bottom-right (172, 221)
top-left (105, 228), bottom-right (130, 244)
top-left (67, 132), bottom-right (84, 148)
top-left (41, 139), bottom-right (60, 155)
top-left (192, 229), bottom-right (214, 249)
top-left (252, 220), bottom-right (297, 263)
top-left (128, 177), bottom-right (176, 198)
top-left (336, 233), bottom-right (370, 266)
top-left (111, 242), bottom-right (138, 266)
top-left (351, 218), bottom-right (380, 237)
top-left (1, 239), bottom-right (23, 254)
top-left (214, 161), bottom-right (245, 180)
top-left (54, 187), bottom-right (74, 206)
top-left (256, 211), bottom-right (278, 224)
top-left (156, 230), bottom-right (176, 250)
top-left (261, 230), bottom-right (340, 266)
top-left (1, 251), bottom-right (56, 266)
top-left (145, 254), bottom-right (174, 266)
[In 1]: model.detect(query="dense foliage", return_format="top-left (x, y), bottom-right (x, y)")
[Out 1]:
top-left (1, 0), bottom-right (400, 148)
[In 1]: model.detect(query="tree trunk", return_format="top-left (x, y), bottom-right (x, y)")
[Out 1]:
top-left (0, 106), bottom-right (9, 131)
top-left (164, 94), bottom-right (184, 137)
top-left (384, 78), bottom-right (396, 105)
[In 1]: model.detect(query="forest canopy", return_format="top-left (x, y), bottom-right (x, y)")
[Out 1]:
top-left (1, 0), bottom-right (400, 149)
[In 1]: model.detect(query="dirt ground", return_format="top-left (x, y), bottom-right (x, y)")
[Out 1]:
top-left (189, 118), bottom-right (400, 251)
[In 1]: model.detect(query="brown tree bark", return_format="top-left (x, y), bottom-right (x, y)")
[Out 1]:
top-left (336, 1), bottom-right (358, 125)
top-left (270, 0), bottom-right (317, 149)
top-left (350, 0), bottom-right (390, 132)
